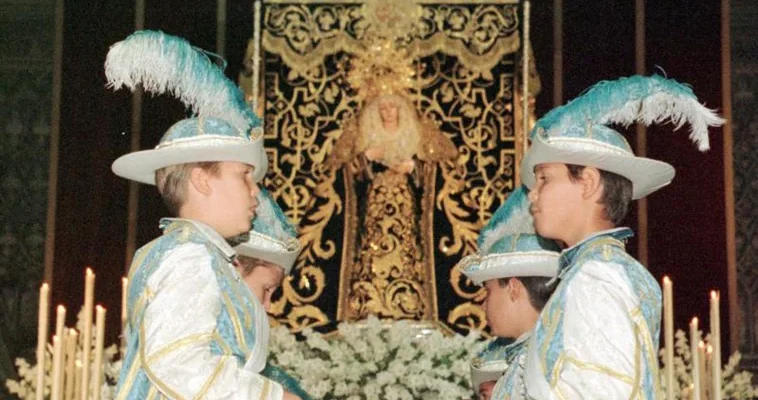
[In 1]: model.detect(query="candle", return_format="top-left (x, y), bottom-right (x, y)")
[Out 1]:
top-left (51, 335), bottom-right (63, 400)
top-left (521, 0), bottom-right (531, 156)
top-left (690, 317), bottom-right (701, 400)
top-left (710, 291), bottom-right (722, 400)
top-left (92, 306), bottom-right (106, 400)
top-left (662, 276), bottom-right (675, 400)
top-left (35, 283), bottom-right (49, 400)
top-left (81, 268), bottom-right (94, 400)
top-left (252, 0), bottom-right (262, 110)
top-left (65, 329), bottom-right (78, 400)
top-left (698, 341), bottom-right (707, 398)
top-left (706, 345), bottom-right (713, 400)
top-left (73, 360), bottom-right (82, 400)
top-left (121, 277), bottom-right (128, 357)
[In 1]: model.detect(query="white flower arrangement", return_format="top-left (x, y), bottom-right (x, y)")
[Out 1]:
top-left (5, 311), bottom-right (121, 400)
top-left (268, 317), bottom-right (485, 400)
top-left (659, 329), bottom-right (758, 399)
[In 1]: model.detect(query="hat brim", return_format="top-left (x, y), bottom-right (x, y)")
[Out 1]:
top-left (521, 135), bottom-right (675, 200)
top-left (112, 139), bottom-right (267, 185)
top-left (471, 361), bottom-right (507, 389)
top-left (458, 251), bottom-right (559, 286)
top-left (235, 231), bottom-right (301, 275)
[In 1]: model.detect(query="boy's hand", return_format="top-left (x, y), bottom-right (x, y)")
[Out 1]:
top-left (282, 391), bottom-right (302, 400)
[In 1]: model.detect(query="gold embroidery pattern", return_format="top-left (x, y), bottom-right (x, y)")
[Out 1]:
top-left (249, 0), bottom-right (532, 334)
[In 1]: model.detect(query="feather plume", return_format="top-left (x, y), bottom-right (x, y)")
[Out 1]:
top-left (253, 189), bottom-right (297, 241)
top-left (533, 75), bottom-right (724, 151)
top-left (104, 30), bottom-right (259, 133)
top-left (477, 186), bottom-right (534, 254)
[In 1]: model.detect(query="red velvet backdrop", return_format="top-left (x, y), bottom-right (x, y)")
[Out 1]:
top-left (53, 0), bottom-right (729, 351)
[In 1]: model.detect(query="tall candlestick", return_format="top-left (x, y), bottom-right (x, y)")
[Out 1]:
top-left (53, 306), bottom-right (66, 400)
top-left (92, 306), bottom-right (106, 400)
top-left (65, 329), bottom-right (78, 400)
top-left (121, 277), bottom-right (128, 356)
top-left (81, 268), bottom-right (94, 400)
top-left (710, 291), bottom-right (722, 400)
top-left (73, 361), bottom-right (82, 400)
top-left (698, 341), bottom-right (707, 398)
top-left (51, 335), bottom-right (64, 400)
top-left (690, 317), bottom-right (701, 400)
top-left (521, 0), bottom-right (531, 156)
top-left (35, 283), bottom-right (50, 400)
top-left (662, 276), bottom-right (675, 400)
top-left (252, 0), bottom-right (262, 111)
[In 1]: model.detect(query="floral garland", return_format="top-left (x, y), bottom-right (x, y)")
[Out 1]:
top-left (9, 320), bottom-right (758, 400)
top-left (268, 317), bottom-right (485, 400)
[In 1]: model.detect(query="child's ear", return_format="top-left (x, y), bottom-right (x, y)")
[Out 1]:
top-left (580, 167), bottom-right (603, 200)
top-left (189, 167), bottom-right (212, 196)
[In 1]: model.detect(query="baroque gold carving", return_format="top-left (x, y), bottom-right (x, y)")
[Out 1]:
top-left (247, 0), bottom-right (534, 334)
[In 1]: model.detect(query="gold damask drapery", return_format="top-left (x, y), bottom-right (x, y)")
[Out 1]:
top-left (240, 0), bottom-right (539, 334)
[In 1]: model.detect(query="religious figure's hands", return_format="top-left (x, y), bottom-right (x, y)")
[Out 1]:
top-left (364, 146), bottom-right (385, 161)
top-left (390, 159), bottom-right (415, 174)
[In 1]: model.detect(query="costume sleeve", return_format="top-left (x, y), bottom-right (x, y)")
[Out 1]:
top-left (262, 364), bottom-right (312, 400)
top-left (546, 260), bottom-right (651, 399)
top-left (140, 243), bottom-right (284, 400)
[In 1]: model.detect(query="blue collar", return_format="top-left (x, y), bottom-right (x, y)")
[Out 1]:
top-left (159, 218), bottom-right (237, 262)
top-left (557, 227), bottom-right (633, 275)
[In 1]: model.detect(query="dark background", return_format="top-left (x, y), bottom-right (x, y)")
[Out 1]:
top-left (51, 0), bottom-right (729, 357)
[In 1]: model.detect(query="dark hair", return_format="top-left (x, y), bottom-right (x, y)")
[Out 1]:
top-left (498, 276), bottom-right (557, 311)
top-left (566, 164), bottom-right (633, 226)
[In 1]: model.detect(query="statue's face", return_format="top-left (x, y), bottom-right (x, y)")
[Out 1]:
top-left (378, 100), bottom-right (399, 126)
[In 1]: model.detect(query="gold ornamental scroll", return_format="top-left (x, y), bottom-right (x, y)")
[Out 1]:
top-left (245, 0), bottom-right (539, 334)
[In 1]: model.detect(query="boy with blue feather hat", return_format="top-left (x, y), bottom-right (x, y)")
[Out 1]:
top-left (106, 31), bottom-right (301, 400)
top-left (233, 188), bottom-right (311, 400)
top-left (459, 186), bottom-right (561, 399)
top-left (520, 75), bottom-right (725, 398)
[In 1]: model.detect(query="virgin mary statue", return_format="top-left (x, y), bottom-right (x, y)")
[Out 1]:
top-left (328, 91), bottom-right (456, 322)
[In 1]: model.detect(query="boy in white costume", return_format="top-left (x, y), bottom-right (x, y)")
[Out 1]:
top-left (519, 75), bottom-right (724, 398)
top-left (460, 186), bottom-right (561, 399)
top-left (233, 188), bottom-right (311, 400)
top-left (107, 30), bottom-right (300, 400)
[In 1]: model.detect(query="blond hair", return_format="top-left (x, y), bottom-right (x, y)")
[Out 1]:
top-left (358, 94), bottom-right (421, 166)
top-left (155, 162), bottom-right (220, 216)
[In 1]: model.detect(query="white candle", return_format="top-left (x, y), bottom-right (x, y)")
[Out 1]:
top-left (690, 317), bottom-right (701, 400)
top-left (73, 360), bottom-right (82, 400)
top-left (252, 0), bottom-right (262, 110)
top-left (121, 277), bottom-right (128, 357)
top-left (698, 340), bottom-right (707, 398)
top-left (65, 329), bottom-right (78, 400)
top-left (51, 335), bottom-right (63, 400)
top-left (710, 291), bottom-right (722, 400)
top-left (662, 276), bottom-right (675, 400)
top-left (81, 268), bottom-right (94, 400)
top-left (521, 0), bottom-right (531, 156)
top-left (91, 306), bottom-right (106, 400)
top-left (35, 283), bottom-right (49, 400)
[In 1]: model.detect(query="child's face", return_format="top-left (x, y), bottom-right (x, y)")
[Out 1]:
top-left (528, 163), bottom-right (584, 244)
top-left (239, 262), bottom-right (284, 311)
top-left (478, 380), bottom-right (496, 400)
top-left (483, 279), bottom-right (520, 338)
top-left (207, 162), bottom-right (260, 238)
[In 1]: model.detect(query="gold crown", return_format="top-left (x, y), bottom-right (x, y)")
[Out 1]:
top-left (346, 35), bottom-right (417, 103)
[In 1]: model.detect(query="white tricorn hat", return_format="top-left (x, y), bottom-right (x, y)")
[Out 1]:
top-left (457, 186), bottom-right (560, 286)
top-left (235, 189), bottom-right (301, 274)
top-left (106, 30), bottom-right (268, 184)
top-left (521, 75), bottom-right (724, 199)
